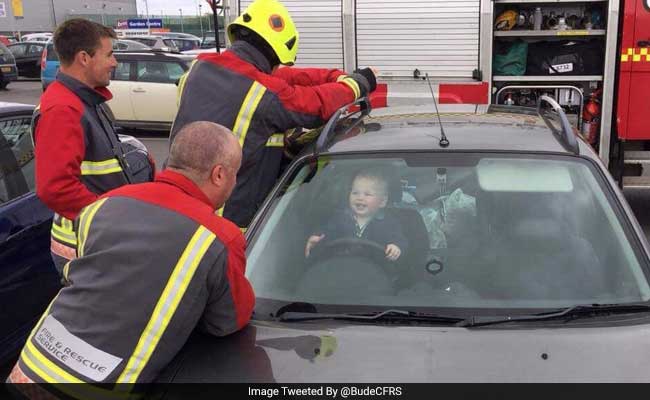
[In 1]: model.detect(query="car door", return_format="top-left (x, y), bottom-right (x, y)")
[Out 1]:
top-left (25, 43), bottom-right (44, 77)
top-left (8, 43), bottom-right (27, 76)
top-left (106, 59), bottom-right (137, 122)
top-left (0, 112), bottom-right (60, 369)
top-left (131, 60), bottom-right (186, 124)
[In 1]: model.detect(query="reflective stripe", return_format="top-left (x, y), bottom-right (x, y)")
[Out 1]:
top-left (265, 133), bottom-right (284, 147)
top-left (63, 261), bottom-right (71, 281)
top-left (118, 226), bottom-right (216, 384)
top-left (337, 75), bottom-right (360, 99)
top-left (77, 198), bottom-right (108, 258)
top-left (22, 340), bottom-right (83, 383)
top-left (232, 81), bottom-right (267, 147)
top-left (216, 207), bottom-right (224, 217)
top-left (51, 215), bottom-right (77, 246)
top-left (621, 47), bottom-right (650, 63)
top-left (80, 159), bottom-right (123, 176)
top-left (21, 341), bottom-right (134, 399)
top-left (51, 224), bottom-right (77, 245)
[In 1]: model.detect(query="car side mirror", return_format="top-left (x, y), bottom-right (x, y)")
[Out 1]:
top-left (174, 78), bottom-right (180, 86)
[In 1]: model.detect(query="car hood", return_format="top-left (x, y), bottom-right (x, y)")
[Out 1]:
top-left (159, 317), bottom-right (650, 383)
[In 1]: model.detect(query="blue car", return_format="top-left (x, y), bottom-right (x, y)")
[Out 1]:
top-left (40, 40), bottom-right (60, 91)
top-left (0, 102), bottom-right (60, 377)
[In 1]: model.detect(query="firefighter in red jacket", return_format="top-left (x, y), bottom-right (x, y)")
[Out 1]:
top-left (171, 0), bottom-right (378, 229)
top-left (8, 122), bottom-right (254, 393)
top-left (33, 19), bottom-right (153, 276)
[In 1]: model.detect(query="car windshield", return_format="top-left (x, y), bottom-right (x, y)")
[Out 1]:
top-left (246, 152), bottom-right (650, 316)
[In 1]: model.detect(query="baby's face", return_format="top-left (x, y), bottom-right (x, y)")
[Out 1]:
top-left (349, 177), bottom-right (387, 219)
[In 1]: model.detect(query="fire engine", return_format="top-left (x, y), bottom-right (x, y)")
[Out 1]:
top-left (221, 0), bottom-right (650, 187)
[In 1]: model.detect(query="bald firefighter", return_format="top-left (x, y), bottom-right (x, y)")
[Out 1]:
top-left (7, 122), bottom-right (254, 396)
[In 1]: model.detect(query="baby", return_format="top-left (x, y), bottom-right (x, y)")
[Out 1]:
top-left (305, 170), bottom-right (407, 261)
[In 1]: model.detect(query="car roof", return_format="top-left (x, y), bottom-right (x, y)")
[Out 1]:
top-left (114, 51), bottom-right (187, 60)
top-left (10, 41), bottom-right (44, 45)
top-left (323, 105), bottom-right (594, 157)
top-left (0, 102), bottom-right (35, 114)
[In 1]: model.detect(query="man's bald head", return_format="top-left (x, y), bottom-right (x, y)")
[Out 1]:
top-left (167, 121), bottom-right (240, 181)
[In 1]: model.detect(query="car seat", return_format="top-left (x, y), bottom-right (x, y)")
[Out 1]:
top-left (486, 195), bottom-right (606, 301)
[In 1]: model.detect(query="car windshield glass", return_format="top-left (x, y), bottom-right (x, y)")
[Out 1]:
top-left (246, 152), bottom-right (650, 315)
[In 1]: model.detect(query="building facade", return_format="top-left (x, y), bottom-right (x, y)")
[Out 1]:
top-left (0, 0), bottom-right (136, 34)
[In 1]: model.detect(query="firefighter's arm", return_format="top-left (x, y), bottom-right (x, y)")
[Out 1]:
top-left (34, 104), bottom-right (98, 220)
top-left (201, 231), bottom-right (255, 336)
top-left (272, 66), bottom-right (346, 86)
top-left (264, 68), bottom-right (377, 129)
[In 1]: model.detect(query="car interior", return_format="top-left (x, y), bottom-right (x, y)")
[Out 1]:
top-left (246, 152), bottom-right (650, 310)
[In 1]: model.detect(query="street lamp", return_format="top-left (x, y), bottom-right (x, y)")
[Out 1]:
top-left (101, 3), bottom-right (106, 26)
top-left (179, 8), bottom-right (184, 32)
top-left (198, 3), bottom-right (204, 37)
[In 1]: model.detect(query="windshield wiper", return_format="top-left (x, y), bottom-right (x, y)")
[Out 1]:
top-left (457, 303), bottom-right (650, 328)
top-left (277, 309), bottom-right (465, 324)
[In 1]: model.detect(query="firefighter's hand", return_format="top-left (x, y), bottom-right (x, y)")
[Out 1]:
top-left (305, 234), bottom-right (325, 258)
top-left (385, 244), bottom-right (401, 261)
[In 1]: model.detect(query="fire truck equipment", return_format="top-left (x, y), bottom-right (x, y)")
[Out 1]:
top-left (495, 10), bottom-right (518, 30)
top-left (582, 89), bottom-right (602, 146)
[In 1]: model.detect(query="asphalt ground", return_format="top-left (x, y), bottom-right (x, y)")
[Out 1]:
top-left (2, 80), bottom-right (650, 241)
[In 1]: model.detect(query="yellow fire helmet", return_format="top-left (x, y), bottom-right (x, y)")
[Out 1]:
top-left (227, 0), bottom-right (299, 66)
top-left (495, 10), bottom-right (518, 31)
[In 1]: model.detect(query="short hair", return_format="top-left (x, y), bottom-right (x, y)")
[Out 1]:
top-left (167, 121), bottom-right (236, 179)
top-left (352, 169), bottom-right (388, 197)
top-left (54, 19), bottom-right (116, 66)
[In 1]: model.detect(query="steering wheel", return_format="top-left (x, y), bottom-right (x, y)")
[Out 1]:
top-left (308, 237), bottom-right (393, 268)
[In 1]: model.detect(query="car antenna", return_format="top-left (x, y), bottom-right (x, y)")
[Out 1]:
top-left (424, 73), bottom-right (450, 148)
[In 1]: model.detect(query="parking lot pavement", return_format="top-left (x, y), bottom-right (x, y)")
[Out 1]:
top-left (0, 81), bottom-right (42, 105)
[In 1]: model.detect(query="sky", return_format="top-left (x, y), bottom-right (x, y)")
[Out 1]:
top-left (135, 0), bottom-right (215, 17)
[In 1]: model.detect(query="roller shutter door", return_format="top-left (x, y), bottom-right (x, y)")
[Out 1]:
top-left (356, 0), bottom-right (480, 78)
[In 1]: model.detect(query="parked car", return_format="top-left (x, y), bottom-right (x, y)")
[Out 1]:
top-left (0, 102), bottom-right (60, 378)
top-left (8, 41), bottom-right (45, 78)
top-left (155, 98), bottom-right (650, 384)
top-left (156, 32), bottom-right (201, 52)
top-left (20, 33), bottom-right (52, 42)
top-left (105, 52), bottom-right (190, 131)
top-left (200, 30), bottom-right (226, 49)
top-left (0, 35), bottom-right (18, 46)
top-left (0, 43), bottom-right (18, 90)
top-left (40, 40), bottom-right (59, 91)
top-left (113, 39), bottom-right (152, 52)
top-left (127, 36), bottom-right (179, 53)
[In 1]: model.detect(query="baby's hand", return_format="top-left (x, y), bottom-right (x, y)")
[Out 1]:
top-left (385, 244), bottom-right (401, 261)
top-left (305, 234), bottom-right (325, 257)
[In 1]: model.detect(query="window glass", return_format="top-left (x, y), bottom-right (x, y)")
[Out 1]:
top-left (28, 44), bottom-right (44, 54)
top-left (136, 61), bottom-right (180, 83)
top-left (113, 62), bottom-right (132, 81)
top-left (8, 44), bottom-right (26, 57)
top-left (246, 152), bottom-right (650, 314)
top-left (133, 38), bottom-right (157, 47)
top-left (167, 62), bottom-right (185, 81)
top-left (0, 116), bottom-right (34, 204)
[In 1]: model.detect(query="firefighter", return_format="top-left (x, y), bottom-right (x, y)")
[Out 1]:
top-left (33, 19), bottom-right (154, 277)
top-left (171, 0), bottom-right (378, 229)
top-left (7, 122), bottom-right (254, 394)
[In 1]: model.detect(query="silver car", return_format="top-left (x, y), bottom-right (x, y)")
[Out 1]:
top-left (157, 99), bottom-right (650, 383)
